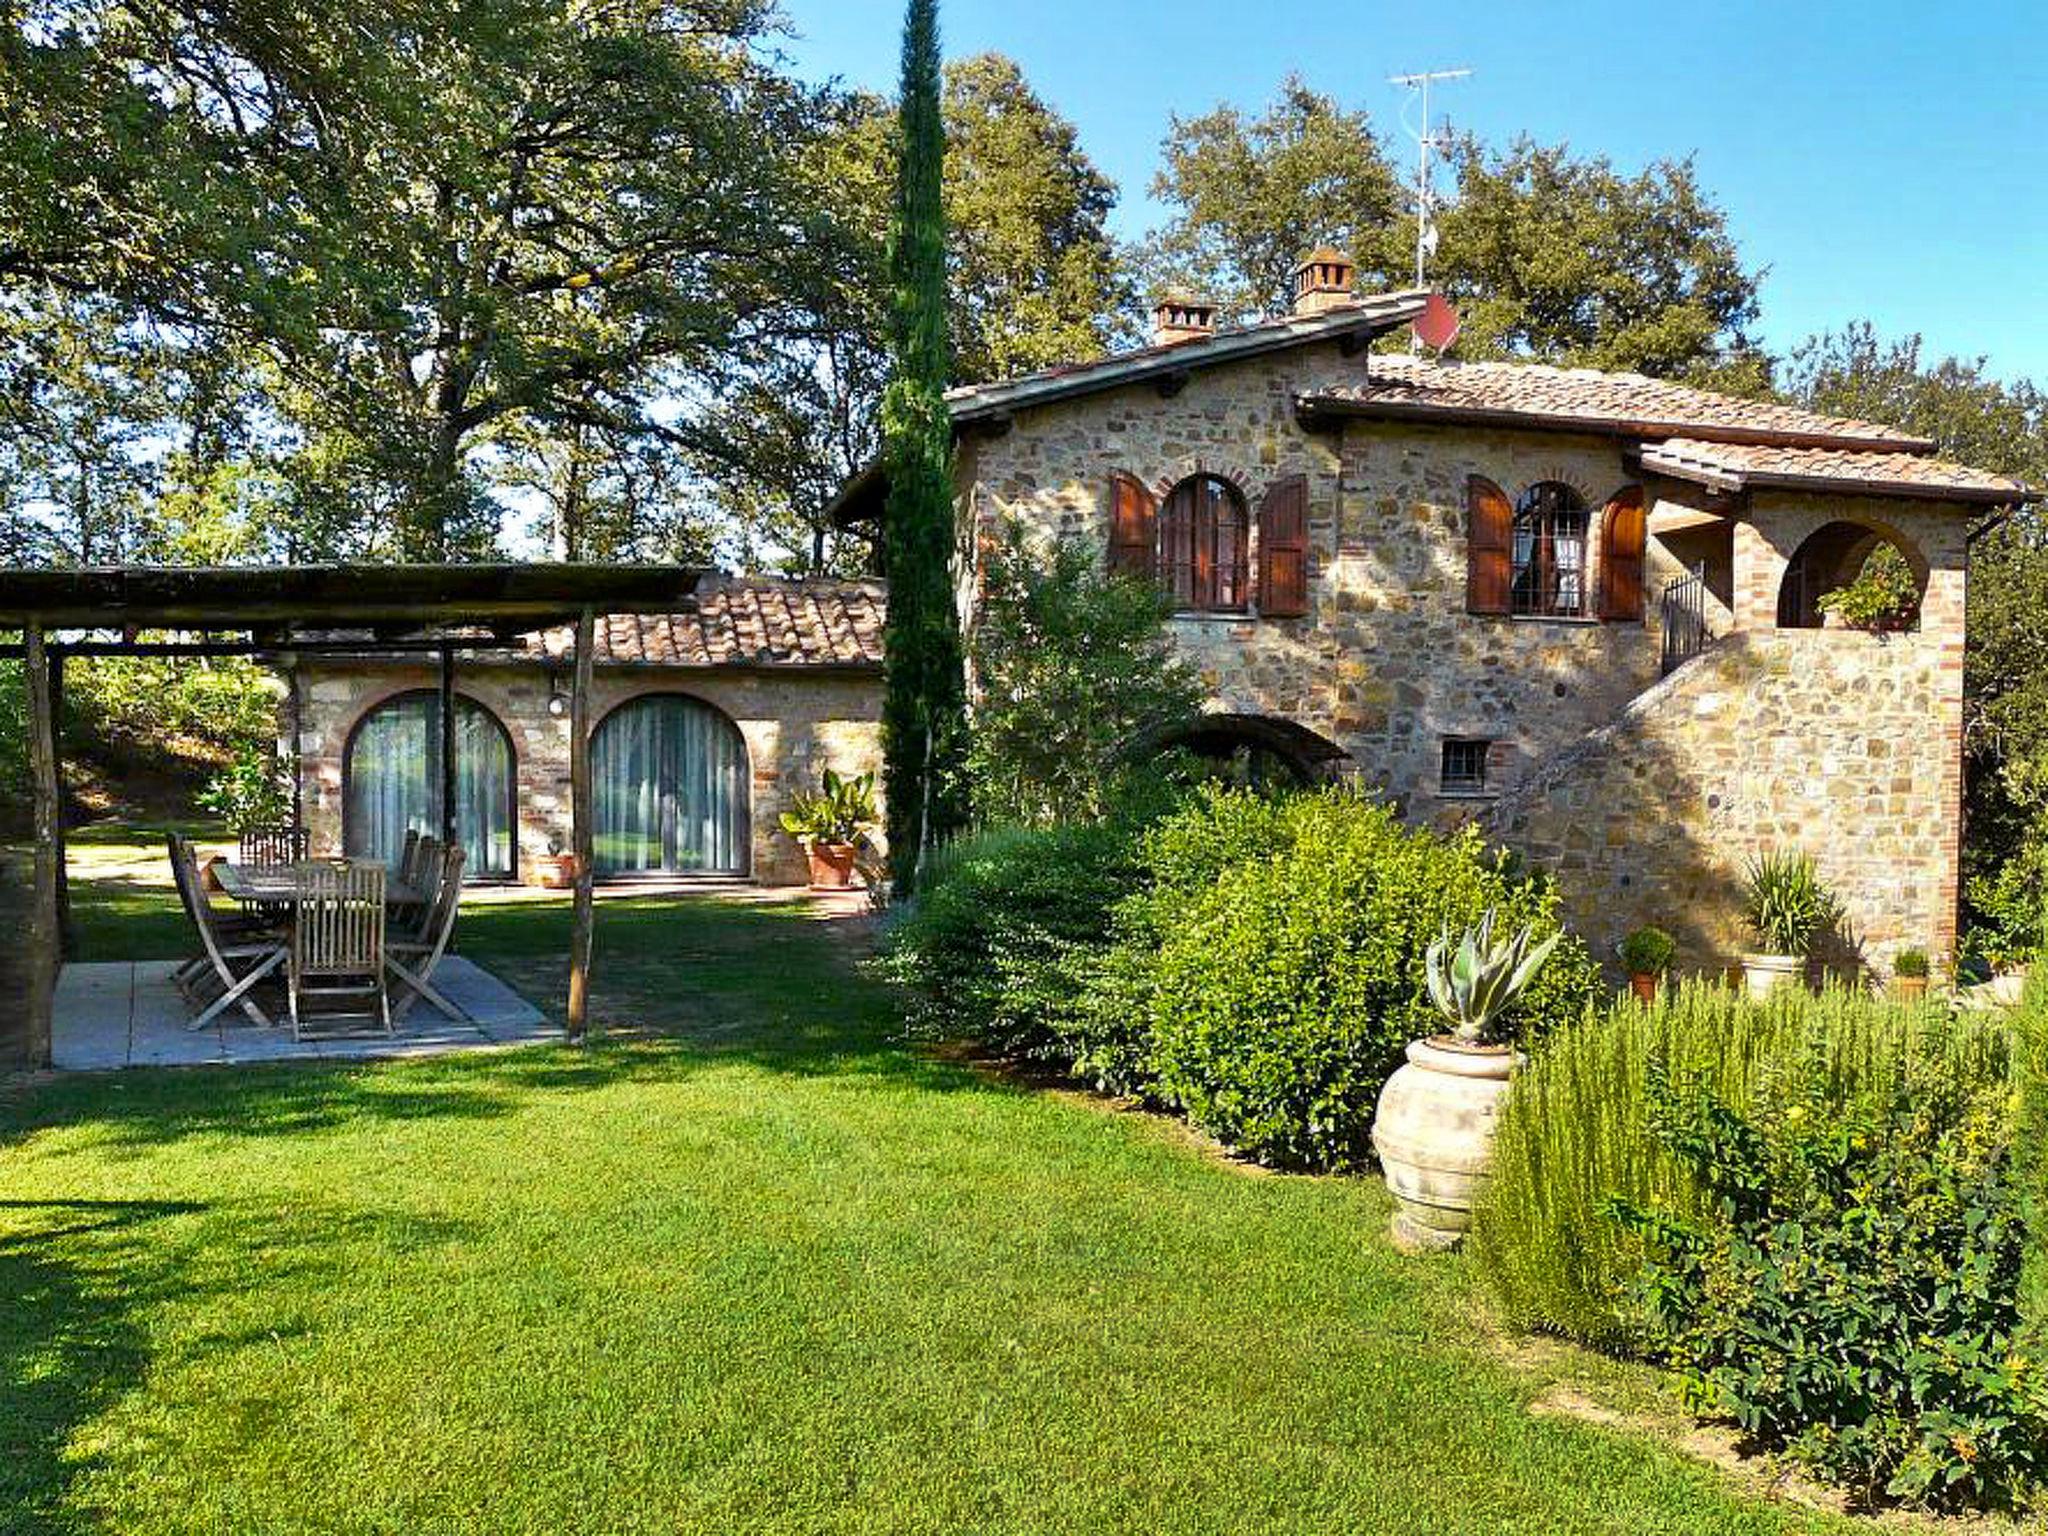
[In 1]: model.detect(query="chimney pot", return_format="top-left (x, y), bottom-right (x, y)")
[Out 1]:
top-left (1291, 246), bottom-right (1357, 316)
top-left (1151, 289), bottom-right (1218, 347)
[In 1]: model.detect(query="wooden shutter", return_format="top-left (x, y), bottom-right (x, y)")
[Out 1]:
top-left (1597, 484), bottom-right (1648, 622)
top-left (1258, 474), bottom-right (1309, 617)
top-left (1466, 475), bottom-right (1513, 616)
top-left (1108, 473), bottom-right (1157, 581)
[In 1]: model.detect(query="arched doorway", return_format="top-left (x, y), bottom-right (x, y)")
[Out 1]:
top-left (592, 694), bottom-right (750, 877)
top-left (344, 691), bottom-right (517, 880)
top-left (1777, 520), bottom-right (1925, 630)
top-left (1130, 712), bottom-right (1350, 789)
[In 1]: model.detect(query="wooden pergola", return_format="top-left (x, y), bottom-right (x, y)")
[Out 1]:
top-left (0, 563), bottom-right (706, 1068)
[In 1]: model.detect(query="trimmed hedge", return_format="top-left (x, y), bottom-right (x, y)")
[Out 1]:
top-left (1112, 786), bottom-right (1598, 1171)
top-left (882, 816), bottom-right (1148, 1059)
top-left (889, 783), bottom-right (1601, 1174)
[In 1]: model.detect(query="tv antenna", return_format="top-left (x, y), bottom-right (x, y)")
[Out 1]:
top-left (1389, 68), bottom-right (1471, 295)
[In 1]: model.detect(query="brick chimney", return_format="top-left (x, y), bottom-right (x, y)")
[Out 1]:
top-left (1151, 289), bottom-right (1218, 346)
top-left (1291, 246), bottom-right (1357, 316)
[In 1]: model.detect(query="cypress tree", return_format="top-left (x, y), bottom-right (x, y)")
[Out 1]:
top-left (879, 0), bottom-right (969, 898)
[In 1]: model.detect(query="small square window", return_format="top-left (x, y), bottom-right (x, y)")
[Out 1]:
top-left (1441, 738), bottom-right (1491, 795)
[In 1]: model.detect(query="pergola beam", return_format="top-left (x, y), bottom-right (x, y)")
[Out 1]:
top-left (0, 562), bottom-right (704, 631)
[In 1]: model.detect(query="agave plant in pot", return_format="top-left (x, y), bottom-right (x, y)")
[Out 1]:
top-left (778, 769), bottom-right (879, 891)
top-left (1371, 910), bottom-right (1560, 1253)
top-left (1740, 850), bottom-right (1842, 999)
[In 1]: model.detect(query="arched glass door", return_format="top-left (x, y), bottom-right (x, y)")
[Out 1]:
top-left (344, 692), bottom-right (516, 880)
top-left (593, 695), bottom-right (749, 877)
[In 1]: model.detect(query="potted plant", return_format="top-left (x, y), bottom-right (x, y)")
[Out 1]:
top-left (1372, 910), bottom-right (1561, 1253)
top-left (1890, 947), bottom-right (1931, 1001)
top-left (1618, 925), bottom-right (1675, 1003)
top-left (530, 836), bottom-right (579, 890)
top-left (779, 769), bottom-right (878, 891)
top-left (1816, 547), bottom-right (1920, 633)
top-left (1740, 850), bottom-right (1843, 999)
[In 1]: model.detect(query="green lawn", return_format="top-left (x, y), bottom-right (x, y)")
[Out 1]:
top-left (4, 850), bottom-right (1860, 1533)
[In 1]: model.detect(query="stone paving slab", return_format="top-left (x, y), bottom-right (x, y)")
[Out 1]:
top-left (53, 956), bottom-right (553, 1071)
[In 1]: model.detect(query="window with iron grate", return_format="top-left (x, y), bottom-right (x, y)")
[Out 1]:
top-left (1440, 737), bottom-right (1492, 795)
top-left (1510, 481), bottom-right (1590, 617)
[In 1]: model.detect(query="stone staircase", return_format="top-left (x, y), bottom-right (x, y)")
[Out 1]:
top-left (1482, 627), bottom-right (1961, 976)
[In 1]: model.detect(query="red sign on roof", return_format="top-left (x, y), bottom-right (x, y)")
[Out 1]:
top-left (1412, 292), bottom-right (1461, 353)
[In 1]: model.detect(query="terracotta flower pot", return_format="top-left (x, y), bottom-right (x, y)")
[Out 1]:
top-left (529, 854), bottom-right (580, 890)
top-left (1740, 952), bottom-right (1804, 1000)
top-left (804, 841), bottom-right (859, 891)
top-left (1371, 1038), bottom-right (1523, 1253)
top-left (1629, 971), bottom-right (1660, 1004)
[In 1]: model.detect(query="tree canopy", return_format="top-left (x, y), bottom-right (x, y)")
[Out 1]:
top-left (1140, 80), bottom-right (1764, 383)
top-left (4, 0), bottom-right (829, 558)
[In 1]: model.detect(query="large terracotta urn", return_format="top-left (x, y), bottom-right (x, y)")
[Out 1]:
top-left (1740, 952), bottom-right (1803, 1000)
top-left (1371, 1038), bottom-right (1522, 1253)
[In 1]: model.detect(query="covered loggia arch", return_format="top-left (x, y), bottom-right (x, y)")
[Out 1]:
top-left (1776, 517), bottom-right (1929, 630)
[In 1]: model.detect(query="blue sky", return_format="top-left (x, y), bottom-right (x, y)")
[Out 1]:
top-left (778, 0), bottom-right (2048, 384)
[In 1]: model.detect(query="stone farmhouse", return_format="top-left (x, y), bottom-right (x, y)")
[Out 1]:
top-left (835, 251), bottom-right (2034, 974)
top-left (289, 577), bottom-right (886, 888)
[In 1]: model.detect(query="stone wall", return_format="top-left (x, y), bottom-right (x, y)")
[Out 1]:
top-left (966, 341), bottom-right (1695, 819)
top-left (960, 340), bottom-right (1973, 972)
top-left (1484, 626), bottom-right (1964, 976)
top-left (292, 660), bottom-right (885, 887)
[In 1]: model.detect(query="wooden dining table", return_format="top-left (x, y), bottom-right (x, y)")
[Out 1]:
top-left (214, 860), bottom-right (429, 909)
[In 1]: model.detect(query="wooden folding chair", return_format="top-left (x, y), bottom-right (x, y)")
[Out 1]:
top-left (237, 824), bottom-right (309, 925)
top-left (170, 835), bottom-right (286, 1030)
top-left (387, 845), bottom-right (468, 1022)
top-left (289, 861), bottom-right (390, 1040)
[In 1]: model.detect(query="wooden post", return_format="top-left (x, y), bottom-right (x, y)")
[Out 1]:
top-left (24, 623), bottom-right (60, 1070)
top-left (286, 660), bottom-right (305, 833)
top-left (49, 646), bottom-right (72, 957)
top-left (565, 607), bottom-right (596, 1042)
top-left (438, 643), bottom-right (459, 855)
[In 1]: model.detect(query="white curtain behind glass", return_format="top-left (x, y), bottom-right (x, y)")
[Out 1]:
top-left (344, 693), bottom-right (514, 878)
top-left (593, 696), bottom-right (748, 875)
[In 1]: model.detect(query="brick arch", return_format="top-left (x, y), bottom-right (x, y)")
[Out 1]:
top-left (1147, 457), bottom-right (1260, 503)
top-left (1525, 467), bottom-right (1595, 506)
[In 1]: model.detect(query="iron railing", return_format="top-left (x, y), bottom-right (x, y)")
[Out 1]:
top-left (1660, 564), bottom-right (1712, 676)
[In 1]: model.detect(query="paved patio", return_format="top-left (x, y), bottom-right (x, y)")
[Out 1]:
top-left (54, 957), bottom-right (554, 1070)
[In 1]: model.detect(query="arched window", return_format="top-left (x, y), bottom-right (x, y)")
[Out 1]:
top-left (1159, 474), bottom-right (1249, 612)
top-left (592, 694), bottom-right (750, 877)
top-left (344, 692), bottom-right (516, 880)
top-left (1510, 482), bottom-right (1590, 618)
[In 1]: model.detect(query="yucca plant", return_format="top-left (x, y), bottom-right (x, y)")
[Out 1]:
top-left (1425, 908), bottom-right (1563, 1046)
top-left (1743, 850), bottom-right (1843, 957)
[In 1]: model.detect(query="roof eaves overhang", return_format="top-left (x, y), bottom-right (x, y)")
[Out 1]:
top-left (946, 289), bottom-right (1431, 427)
top-left (828, 294), bottom-right (1433, 529)
top-left (1631, 448), bottom-right (2038, 507)
top-left (1295, 394), bottom-right (1940, 456)
top-left (0, 563), bottom-right (707, 633)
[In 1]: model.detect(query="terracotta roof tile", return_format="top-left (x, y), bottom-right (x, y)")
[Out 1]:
top-left (1306, 355), bottom-right (1934, 451)
top-left (1637, 438), bottom-right (2032, 503)
top-left (525, 576), bottom-right (886, 669)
